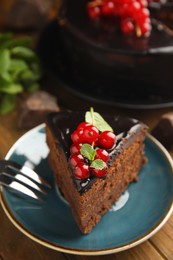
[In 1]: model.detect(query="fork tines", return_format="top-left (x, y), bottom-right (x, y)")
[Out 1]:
top-left (0, 160), bottom-right (51, 201)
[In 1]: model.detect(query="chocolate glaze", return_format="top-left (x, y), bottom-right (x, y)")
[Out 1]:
top-left (54, 0), bottom-right (173, 100)
top-left (46, 111), bottom-right (148, 194)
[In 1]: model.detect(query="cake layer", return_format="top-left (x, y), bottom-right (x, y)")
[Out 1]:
top-left (50, 144), bottom-right (144, 232)
top-left (46, 111), bottom-right (148, 233)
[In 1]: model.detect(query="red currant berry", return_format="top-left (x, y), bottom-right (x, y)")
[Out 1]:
top-left (74, 162), bottom-right (90, 179)
top-left (77, 122), bottom-right (91, 130)
top-left (98, 131), bottom-right (116, 149)
top-left (69, 153), bottom-right (84, 168)
top-left (82, 125), bottom-right (99, 144)
top-left (134, 7), bottom-right (150, 21)
top-left (114, 6), bottom-right (125, 17)
top-left (101, 1), bottom-right (115, 15)
top-left (95, 148), bottom-right (109, 162)
top-left (70, 142), bottom-right (82, 154)
top-left (88, 6), bottom-right (101, 19)
top-left (121, 18), bottom-right (135, 34)
top-left (138, 18), bottom-right (151, 35)
top-left (91, 162), bottom-right (108, 178)
top-left (138, 0), bottom-right (148, 8)
top-left (71, 129), bottom-right (84, 143)
top-left (128, 2), bottom-right (141, 16)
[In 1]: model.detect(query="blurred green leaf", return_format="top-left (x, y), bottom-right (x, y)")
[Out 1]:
top-left (9, 59), bottom-right (28, 72)
top-left (0, 83), bottom-right (23, 94)
top-left (8, 59), bottom-right (29, 82)
top-left (0, 72), bottom-right (12, 83)
top-left (11, 46), bottom-right (37, 61)
top-left (0, 49), bottom-right (10, 75)
top-left (0, 32), bottom-right (41, 114)
top-left (0, 75), bottom-right (9, 85)
top-left (20, 69), bottom-right (40, 83)
top-left (0, 94), bottom-right (16, 114)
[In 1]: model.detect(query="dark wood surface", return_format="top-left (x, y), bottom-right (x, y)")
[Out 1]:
top-left (0, 92), bottom-right (173, 260)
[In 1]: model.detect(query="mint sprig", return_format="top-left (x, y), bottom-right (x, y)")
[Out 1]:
top-left (80, 144), bottom-right (96, 161)
top-left (85, 107), bottom-right (113, 132)
top-left (80, 144), bottom-right (105, 170)
top-left (90, 159), bottom-right (104, 170)
top-left (0, 33), bottom-right (41, 115)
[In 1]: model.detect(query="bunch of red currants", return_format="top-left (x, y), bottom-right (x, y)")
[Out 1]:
top-left (69, 122), bottom-right (116, 179)
top-left (87, 0), bottom-right (152, 37)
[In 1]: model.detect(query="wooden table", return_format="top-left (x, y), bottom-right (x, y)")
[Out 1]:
top-left (0, 92), bottom-right (173, 260)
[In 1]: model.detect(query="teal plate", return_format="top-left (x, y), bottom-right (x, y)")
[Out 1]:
top-left (1, 124), bottom-right (173, 255)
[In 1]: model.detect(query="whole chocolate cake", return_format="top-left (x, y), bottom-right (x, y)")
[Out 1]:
top-left (49, 0), bottom-right (173, 103)
top-left (46, 110), bottom-right (148, 233)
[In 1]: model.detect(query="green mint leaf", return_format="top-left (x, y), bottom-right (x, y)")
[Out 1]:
top-left (85, 108), bottom-right (113, 132)
top-left (0, 83), bottom-right (23, 94)
top-left (0, 49), bottom-right (10, 76)
top-left (0, 74), bottom-right (11, 85)
top-left (0, 32), bottom-right (41, 114)
top-left (11, 46), bottom-right (37, 61)
top-left (90, 159), bottom-right (104, 170)
top-left (0, 72), bottom-right (12, 83)
top-left (80, 144), bottom-right (96, 161)
top-left (20, 70), bottom-right (40, 83)
top-left (9, 59), bottom-right (28, 72)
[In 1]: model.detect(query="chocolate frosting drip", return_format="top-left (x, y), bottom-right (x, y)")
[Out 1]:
top-left (46, 111), bottom-right (147, 194)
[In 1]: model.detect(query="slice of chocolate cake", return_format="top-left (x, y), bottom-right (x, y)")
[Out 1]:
top-left (46, 110), bottom-right (148, 234)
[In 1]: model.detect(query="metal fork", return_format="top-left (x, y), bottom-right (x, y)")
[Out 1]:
top-left (0, 160), bottom-right (51, 201)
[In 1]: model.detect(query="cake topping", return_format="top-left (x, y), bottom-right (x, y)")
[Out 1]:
top-left (91, 161), bottom-right (108, 177)
top-left (95, 148), bottom-right (109, 162)
top-left (69, 108), bottom-right (116, 180)
top-left (97, 130), bottom-right (116, 149)
top-left (46, 111), bottom-right (148, 195)
top-left (74, 162), bottom-right (90, 179)
top-left (69, 153), bottom-right (85, 167)
top-left (70, 142), bottom-right (82, 154)
top-left (87, 0), bottom-right (165, 37)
